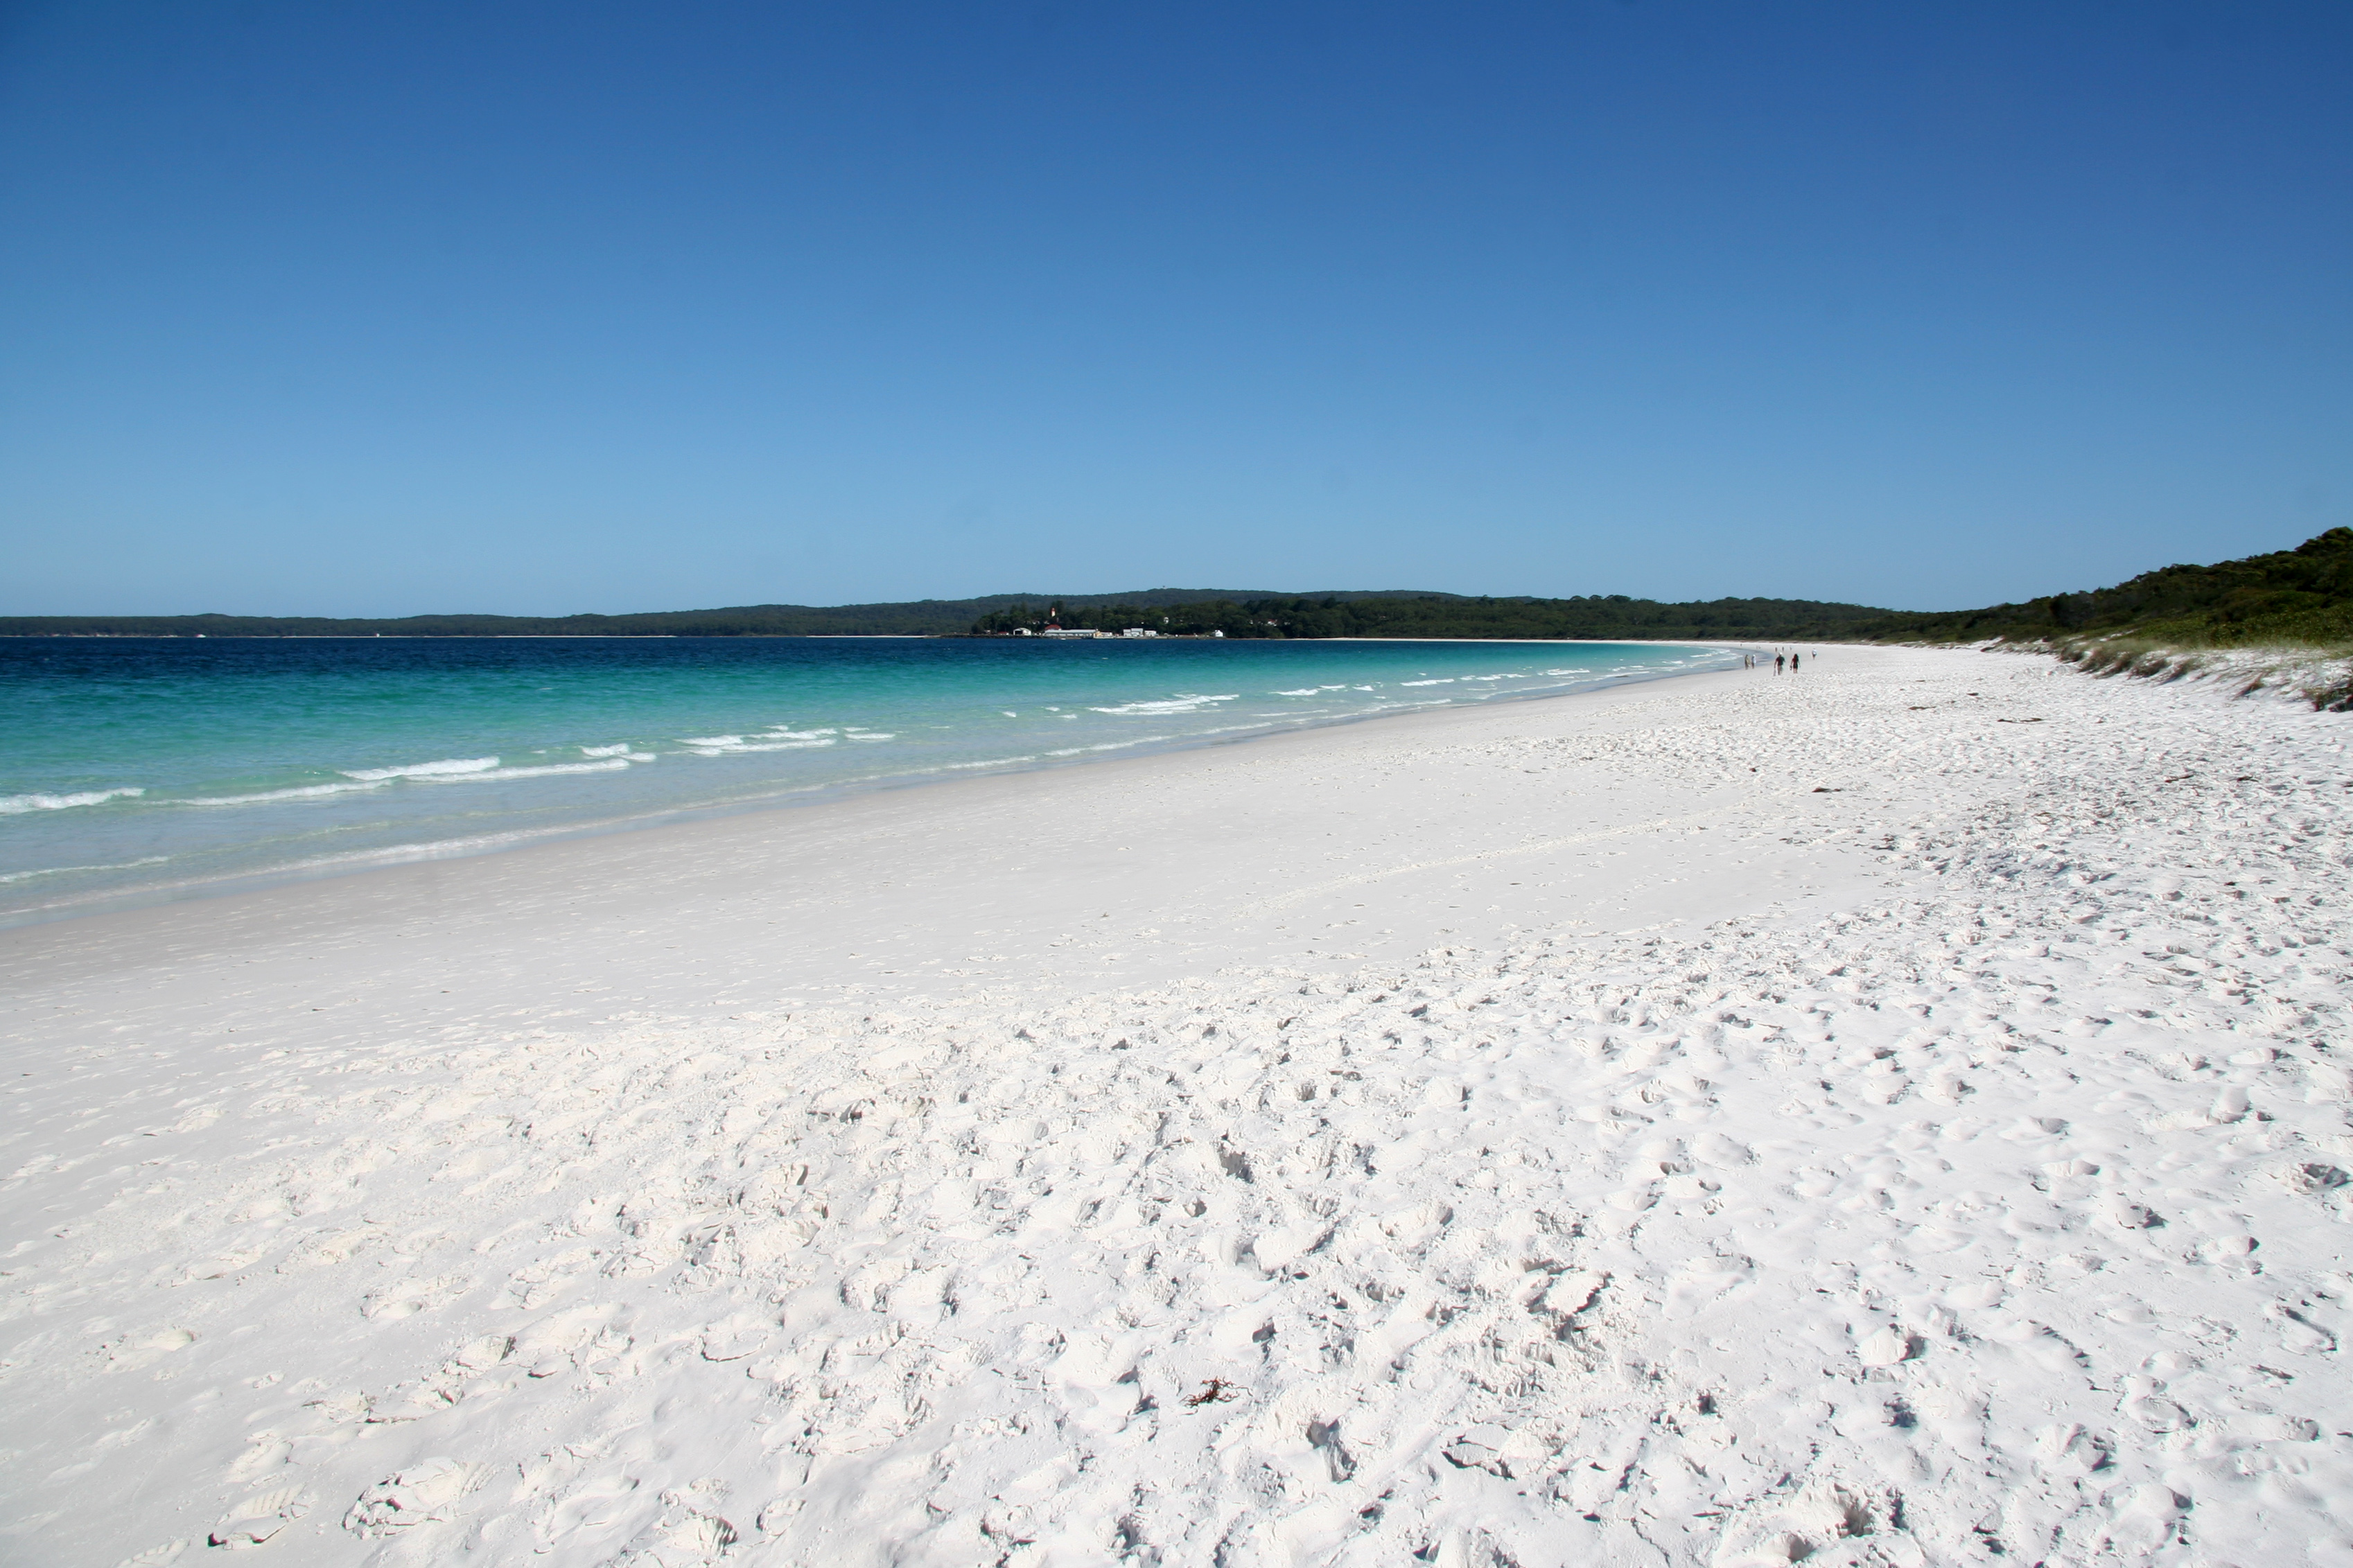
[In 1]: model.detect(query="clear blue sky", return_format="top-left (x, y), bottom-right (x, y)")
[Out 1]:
top-left (3, 2), bottom-right (2347, 617)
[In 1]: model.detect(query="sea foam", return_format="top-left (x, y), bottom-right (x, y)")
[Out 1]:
top-left (424, 759), bottom-right (633, 782)
top-left (177, 779), bottom-right (392, 806)
top-left (1086, 694), bottom-right (1239, 716)
top-left (340, 757), bottom-right (500, 781)
top-left (4, 637), bottom-right (1742, 917)
top-left (0, 787), bottom-right (146, 814)
top-left (0, 854), bottom-right (170, 883)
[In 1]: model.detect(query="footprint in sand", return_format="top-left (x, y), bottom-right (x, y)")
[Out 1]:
top-left (617, 1507), bottom-right (739, 1565)
top-left (112, 1542), bottom-right (189, 1567)
top-left (698, 1313), bottom-right (774, 1363)
top-left (517, 1301), bottom-right (628, 1376)
top-left (1717, 1483), bottom-right (1884, 1568)
top-left (343, 1457), bottom-right (486, 1538)
top-left (208, 1485), bottom-right (310, 1549)
top-left (105, 1327), bottom-right (195, 1373)
top-left (2033, 1422), bottom-right (2111, 1475)
top-left (446, 1333), bottom-right (515, 1375)
top-left (501, 1245), bottom-right (599, 1308)
top-left (1379, 1200), bottom-right (1453, 1251)
top-left (276, 1226), bottom-right (380, 1273)
top-left (225, 1434), bottom-right (292, 1482)
top-left (1250, 1221), bottom-right (1332, 1274)
top-left (539, 1472), bottom-right (649, 1549)
top-left (2096, 1482), bottom-right (2187, 1554)
top-left (358, 1273), bottom-right (472, 1319)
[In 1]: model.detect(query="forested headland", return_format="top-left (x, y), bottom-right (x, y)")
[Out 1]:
top-left (1833, 527), bottom-right (2353, 649)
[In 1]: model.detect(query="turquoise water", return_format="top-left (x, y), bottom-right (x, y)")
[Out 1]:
top-left (0, 636), bottom-right (1738, 923)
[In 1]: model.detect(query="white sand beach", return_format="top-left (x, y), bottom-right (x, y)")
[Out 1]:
top-left (4, 644), bottom-right (2350, 1567)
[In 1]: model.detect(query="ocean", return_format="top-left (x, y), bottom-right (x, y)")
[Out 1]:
top-left (0, 635), bottom-right (1740, 924)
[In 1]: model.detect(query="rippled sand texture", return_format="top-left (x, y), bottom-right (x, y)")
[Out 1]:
top-left (3, 646), bottom-right (2349, 1566)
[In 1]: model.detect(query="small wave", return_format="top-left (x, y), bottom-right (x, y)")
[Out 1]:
top-left (177, 779), bottom-right (393, 805)
top-left (1044, 736), bottom-right (1175, 757)
top-left (1400, 679), bottom-right (1454, 687)
top-left (579, 743), bottom-right (654, 759)
top-left (943, 755), bottom-right (1040, 769)
top-left (1272, 688), bottom-right (1323, 696)
top-left (1087, 693), bottom-right (1240, 716)
top-left (843, 732), bottom-right (896, 742)
top-left (423, 759), bottom-right (633, 782)
top-left (340, 757), bottom-right (499, 782)
top-left (679, 729), bottom-right (837, 754)
top-left (684, 740), bottom-right (837, 756)
top-left (0, 854), bottom-right (170, 884)
top-left (0, 786), bottom-right (147, 815)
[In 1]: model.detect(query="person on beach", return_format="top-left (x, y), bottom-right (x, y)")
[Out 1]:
top-left (1792, 652), bottom-right (1801, 672)
top-left (1775, 653), bottom-right (1785, 674)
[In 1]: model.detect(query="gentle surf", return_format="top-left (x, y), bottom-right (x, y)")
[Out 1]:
top-left (0, 635), bottom-right (1737, 922)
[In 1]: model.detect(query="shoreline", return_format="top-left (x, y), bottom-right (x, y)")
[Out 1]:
top-left (0, 640), bottom-right (1751, 932)
top-left (1, 651), bottom-right (1792, 1009)
top-left (8, 643), bottom-right (2344, 1565)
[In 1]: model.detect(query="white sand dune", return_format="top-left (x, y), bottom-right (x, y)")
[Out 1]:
top-left (3, 645), bottom-right (2349, 1566)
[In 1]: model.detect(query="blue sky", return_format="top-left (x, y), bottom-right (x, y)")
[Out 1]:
top-left (3, 1), bottom-right (2347, 616)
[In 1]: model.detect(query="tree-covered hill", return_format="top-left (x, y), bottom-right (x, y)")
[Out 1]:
top-left (1844, 527), bottom-right (2353, 647)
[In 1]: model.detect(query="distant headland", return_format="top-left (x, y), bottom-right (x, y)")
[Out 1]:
top-left (4, 528), bottom-right (2346, 648)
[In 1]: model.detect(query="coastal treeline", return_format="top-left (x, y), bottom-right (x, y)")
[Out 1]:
top-left (8, 529), bottom-right (2346, 646)
top-left (1839, 526), bottom-right (2353, 649)
top-left (0, 588), bottom-right (1890, 641)
top-left (0, 590), bottom-right (1276, 640)
top-left (967, 594), bottom-right (1891, 640)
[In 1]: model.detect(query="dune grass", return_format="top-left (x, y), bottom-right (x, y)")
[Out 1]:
top-left (2048, 634), bottom-right (2353, 711)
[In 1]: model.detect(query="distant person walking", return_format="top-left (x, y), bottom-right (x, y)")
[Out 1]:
top-left (1792, 652), bottom-right (1801, 672)
top-left (1775, 654), bottom-right (1785, 674)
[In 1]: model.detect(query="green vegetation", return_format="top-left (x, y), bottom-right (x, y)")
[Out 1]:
top-left (9, 529), bottom-right (2347, 651)
top-left (0, 587), bottom-right (1889, 641)
top-left (969, 594), bottom-right (1890, 640)
top-left (1845, 527), bottom-right (2353, 648)
top-left (0, 589), bottom-right (1288, 639)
